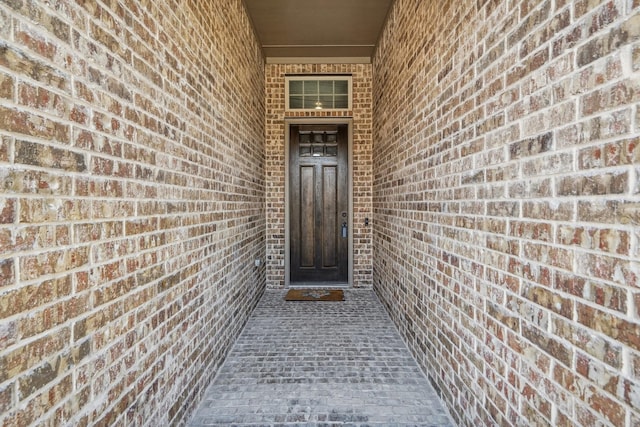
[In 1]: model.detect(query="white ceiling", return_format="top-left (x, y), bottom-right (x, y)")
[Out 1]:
top-left (243, 0), bottom-right (394, 62)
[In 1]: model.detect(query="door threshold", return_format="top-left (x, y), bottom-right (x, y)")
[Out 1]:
top-left (288, 281), bottom-right (350, 289)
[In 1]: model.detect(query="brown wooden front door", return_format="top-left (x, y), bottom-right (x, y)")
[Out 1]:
top-left (290, 124), bottom-right (348, 283)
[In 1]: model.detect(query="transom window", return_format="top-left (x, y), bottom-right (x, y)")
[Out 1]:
top-left (285, 76), bottom-right (352, 111)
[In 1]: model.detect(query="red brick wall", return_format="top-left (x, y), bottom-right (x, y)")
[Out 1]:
top-left (0, 0), bottom-right (265, 425)
top-left (265, 64), bottom-right (373, 288)
top-left (373, 0), bottom-right (639, 425)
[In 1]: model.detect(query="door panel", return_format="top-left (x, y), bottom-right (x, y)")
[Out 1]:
top-left (322, 166), bottom-right (337, 268)
top-left (290, 124), bottom-right (348, 283)
top-left (300, 165), bottom-right (315, 267)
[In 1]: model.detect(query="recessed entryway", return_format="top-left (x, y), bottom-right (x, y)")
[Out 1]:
top-left (285, 119), bottom-right (353, 288)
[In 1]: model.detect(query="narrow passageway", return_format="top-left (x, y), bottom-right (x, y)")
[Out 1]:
top-left (188, 289), bottom-right (453, 426)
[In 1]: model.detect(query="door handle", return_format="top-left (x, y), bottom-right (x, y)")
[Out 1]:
top-left (341, 222), bottom-right (348, 238)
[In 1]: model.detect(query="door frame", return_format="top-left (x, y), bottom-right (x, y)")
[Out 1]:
top-left (284, 118), bottom-right (353, 288)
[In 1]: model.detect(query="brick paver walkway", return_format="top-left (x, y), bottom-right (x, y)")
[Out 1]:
top-left (188, 289), bottom-right (454, 426)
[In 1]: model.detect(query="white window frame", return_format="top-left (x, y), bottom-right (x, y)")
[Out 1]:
top-left (285, 75), bottom-right (353, 112)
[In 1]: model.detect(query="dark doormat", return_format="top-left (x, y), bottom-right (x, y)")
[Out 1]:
top-left (285, 289), bottom-right (344, 301)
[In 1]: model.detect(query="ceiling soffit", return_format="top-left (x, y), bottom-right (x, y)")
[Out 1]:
top-left (243, 0), bottom-right (394, 63)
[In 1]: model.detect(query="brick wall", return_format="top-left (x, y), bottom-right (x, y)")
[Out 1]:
top-left (0, 0), bottom-right (265, 425)
top-left (265, 63), bottom-right (373, 288)
top-left (373, 0), bottom-right (639, 426)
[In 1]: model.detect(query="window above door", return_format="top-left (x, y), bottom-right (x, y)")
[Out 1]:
top-left (285, 76), bottom-right (352, 111)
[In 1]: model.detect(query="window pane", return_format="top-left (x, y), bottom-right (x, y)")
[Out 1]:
top-left (290, 95), bottom-right (303, 109)
top-left (334, 80), bottom-right (348, 94)
top-left (319, 95), bottom-right (333, 109)
top-left (319, 80), bottom-right (333, 95)
top-left (289, 80), bottom-right (303, 94)
top-left (325, 145), bottom-right (338, 156)
top-left (303, 97), bottom-right (317, 109)
top-left (299, 133), bottom-right (311, 144)
top-left (335, 95), bottom-right (348, 109)
top-left (303, 80), bottom-right (318, 94)
top-left (299, 145), bottom-right (311, 156)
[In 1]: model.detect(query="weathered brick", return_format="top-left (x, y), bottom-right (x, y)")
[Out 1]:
top-left (523, 200), bottom-right (574, 221)
top-left (511, 222), bottom-right (552, 245)
top-left (0, 136), bottom-right (11, 162)
top-left (87, 67), bottom-right (132, 102)
top-left (0, 319), bottom-right (18, 351)
top-left (578, 200), bottom-right (640, 225)
top-left (90, 156), bottom-right (134, 178)
top-left (521, 8), bottom-right (571, 59)
top-left (0, 7), bottom-right (11, 39)
top-left (19, 249), bottom-right (88, 281)
top-left (73, 129), bottom-right (123, 156)
top-left (0, 382), bottom-right (12, 414)
top-left (0, 71), bottom-right (13, 99)
top-left (576, 251), bottom-right (636, 287)
top-left (487, 201), bottom-right (519, 217)
top-left (0, 229), bottom-right (11, 254)
top-left (522, 152), bottom-right (573, 177)
top-left (15, 140), bottom-right (86, 172)
top-left (93, 276), bottom-right (134, 308)
top-left (576, 352), bottom-right (626, 403)
top-left (19, 198), bottom-right (87, 223)
top-left (509, 132), bottom-right (553, 159)
top-left (2, 169), bottom-right (73, 196)
top-left (523, 283), bottom-right (573, 318)
top-left (554, 316), bottom-right (622, 369)
top-left (0, 328), bottom-right (70, 384)
top-left (0, 107), bottom-right (69, 143)
top-left (0, 276), bottom-right (72, 319)
top-left (573, 0), bottom-right (606, 19)
top-left (584, 384), bottom-right (626, 426)
top-left (557, 225), bottom-right (630, 255)
top-left (578, 137), bottom-right (640, 169)
top-left (577, 12), bottom-right (640, 67)
top-left (557, 170), bottom-right (628, 195)
top-left (0, 258), bottom-right (14, 287)
top-left (5, 0), bottom-right (71, 42)
top-left (0, 45), bottom-right (70, 92)
top-left (0, 197), bottom-right (16, 224)
top-left (18, 295), bottom-right (89, 340)
top-left (581, 79), bottom-right (640, 116)
top-left (507, 5), bottom-right (550, 49)
top-left (15, 25), bottom-right (58, 63)
top-left (578, 303), bottom-right (640, 352)
top-left (19, 356), bottom-right (67, 399)
top-left (89, 21), bottom-right (131, 63)
top-left (487, 301), bottom-right (520, 332)
top-left (17, 82), bottom-right (68, 117)
top-left (10, 374), bottom-right (73, 427)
